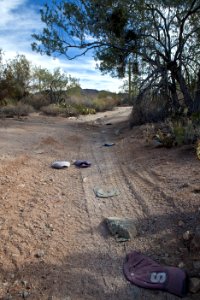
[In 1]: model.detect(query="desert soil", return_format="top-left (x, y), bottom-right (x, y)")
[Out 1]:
top-left (0, 106), bottom-right (200, 300)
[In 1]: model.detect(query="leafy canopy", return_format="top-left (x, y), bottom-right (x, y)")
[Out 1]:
top-left (32, 0), bottom-right (200, 111)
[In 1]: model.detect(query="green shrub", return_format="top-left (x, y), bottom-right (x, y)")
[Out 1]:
top-left (191, 112), bottom-right (200, 124)
top-left (73, 104), bottom-right (96, 115)
top-left (144, 117), bottom-right (200, 148)
top-left (91, 97), bottom-right (117, 112)
top-left (0, 98), bottom-right (16, 106)
top-left (61, 104), bottom-right (79, 117)
top-left (41, 103), bottom-right (80, 117)
top-left (66, 86), bottom-right (82, 97)
top-left (169, 118), bottom-right (197, 146)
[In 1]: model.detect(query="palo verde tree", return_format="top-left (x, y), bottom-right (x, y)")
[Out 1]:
top-left (32, 0), bottom-right (200, 117)
top-left (0, 54), bottom-right (31, 101)
top-left (32, 66), bottom-right (80, 103)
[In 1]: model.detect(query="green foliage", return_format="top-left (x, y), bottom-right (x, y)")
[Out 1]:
top-left (41, 102), bottom-right (95, 118)
top-left (0, 49), bottom-right (81, 105)
top-left (1, 54), bottom-right (31, 100)
top-left (32, 66), bottom-right (80, 103)
top-left (32, 0), bottom-right (200, 115)
top-left (61, 102), bottom-right (96, 115)
top-left (170, 121), bottom-right (185, 146)
top-left (144, 115), bottom-right (200, 149)
top-left (169, 118), bottom-right (198, 146)
top-left (91, 97), bottom-right (117, 112)
top-left (63, 88), bottom-right (120, 113)
top-left (40, 88), bottom-right (120, 117)
top-left (191, 112), bottom-right (200, 124)
top-left (66, 86), bottom-right (82, 97)
top-left (40, 103), bottom-right (79, 117)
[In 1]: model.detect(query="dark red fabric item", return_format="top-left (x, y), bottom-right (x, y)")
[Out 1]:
top-left (123, 251), bottom-right (188, 297)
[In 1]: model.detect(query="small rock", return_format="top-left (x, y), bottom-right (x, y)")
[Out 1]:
top-left (82, 177), bottom-right (87, 183)
top-left (152, 139), bottom-right (163, 148)
top-left (22, 290), bottom-right (29, 298)
top-left (35, 250), bottom-right (45, 258)
top-left (178, 220), bottom-right (184, 227)
top-left (178, 262), bottom-right (185, 268)
top-left (34, 149), bottom-right (44, 154)
top-left (105, 217), bottom-right (137, 242)
top-left (189, 277), bottom-right (200, 293)
top-left (51, 161), bottom-right (70, 169)
top-left (21, 280), bottom-right (28, 287)
top-left (47, 224), bottom-right (53, 230)
top-left (18, 184), bottom-right (25, 188)
top-left (183, 230), bottom-right (191, 241)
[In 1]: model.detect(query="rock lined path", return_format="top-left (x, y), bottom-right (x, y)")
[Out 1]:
top-left (0, 108), bottom-right (199, 299)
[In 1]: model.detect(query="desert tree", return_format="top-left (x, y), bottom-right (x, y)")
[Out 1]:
top-left (32, 0), bottom-right (200, 115)
top-left (0, 54), bottom-right (31, 101)
top-left (32, 66), bottom-right (80, 103)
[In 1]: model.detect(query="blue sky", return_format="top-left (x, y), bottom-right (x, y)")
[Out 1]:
top-left (0, 0), bottom-right (123, 92)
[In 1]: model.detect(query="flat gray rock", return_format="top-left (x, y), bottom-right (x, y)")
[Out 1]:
top-left (51, 161), bottom-right (70, 169)
top-left (94, 187), bottom-right (120, 198)
top-left (104, 217), bottom-right (137, 242)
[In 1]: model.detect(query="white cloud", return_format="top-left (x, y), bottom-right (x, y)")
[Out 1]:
top-left (0, 0), bottom-right (123, 92)
top-left (0, 0), bottom-right (41, 31)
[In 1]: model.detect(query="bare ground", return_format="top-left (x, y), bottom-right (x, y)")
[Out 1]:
top-left (0, 107), bottom-right (200, 300)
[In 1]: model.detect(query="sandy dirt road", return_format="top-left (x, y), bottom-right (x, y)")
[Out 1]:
top-left (0, 107), bottom-right (199, 300)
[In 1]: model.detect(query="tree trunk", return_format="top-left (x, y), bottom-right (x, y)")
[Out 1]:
top-left (194, 69), bottom-right (200, 112)
top-left (172, 67), bottom-right (194, 112)
top-left (128, 59), bottom-right (132, 104)
top-left (168, 78), bottom-right (180, 112)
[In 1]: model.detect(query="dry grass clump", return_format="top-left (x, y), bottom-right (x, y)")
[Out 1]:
top-left (129, 93), bottom-right (169, 127)
top-left (0, 103), bottom-right (34, 118)
top-left (21, 94), bottom-right (50, 110)
top-left (40, 104), bottom-right (79, 117)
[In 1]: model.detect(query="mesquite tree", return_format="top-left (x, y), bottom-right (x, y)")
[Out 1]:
top-left (32, 0), bottom-right (200, 113)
